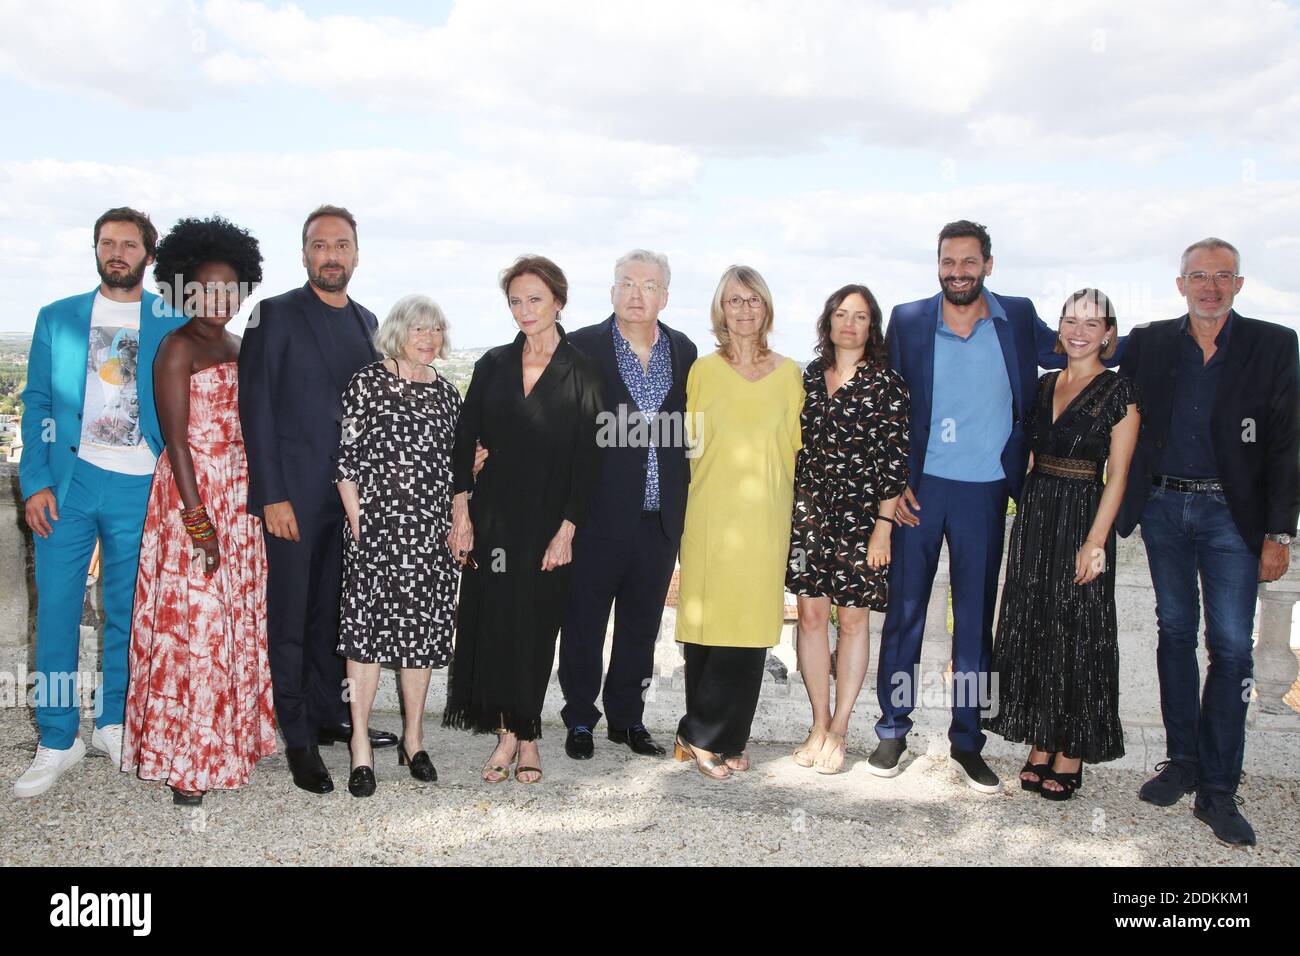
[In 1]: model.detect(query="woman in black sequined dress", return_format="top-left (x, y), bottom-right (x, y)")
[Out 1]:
top-left (983, 289), bottom-right (1140, 799)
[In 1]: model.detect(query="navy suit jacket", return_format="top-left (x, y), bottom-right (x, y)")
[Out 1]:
top-left (566, 314), bottom-right (697, 542)
top-left (1116, 311), bottom-right (1300, 555)
top-left (238, 282), bottom-right (380, 517)
top-left (887, 290), bottom-right (1077, 504)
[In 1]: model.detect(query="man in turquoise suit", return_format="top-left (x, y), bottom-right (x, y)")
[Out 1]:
top-left (15, 207), bottom-right (184, 797)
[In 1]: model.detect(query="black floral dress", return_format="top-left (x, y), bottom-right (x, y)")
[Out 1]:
top-left (785, 360), bottom-right (910, 610)
top-left (983, 369), bottom-right (1140, 763)
top-left (335, 362), bottom-right (462, 668)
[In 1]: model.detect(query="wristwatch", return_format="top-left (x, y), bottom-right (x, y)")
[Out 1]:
top-left (1265, 533), bottom-right (1293, 547)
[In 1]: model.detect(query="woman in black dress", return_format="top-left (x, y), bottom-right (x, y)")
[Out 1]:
top-left (444, 256), bottom-right (605, 784)
top-left (335, 294), bottom-right (462, 796)
top-left (983, 288), bottom-right (1140, 800)
top-left (786, 284), bottom-right (910, 774)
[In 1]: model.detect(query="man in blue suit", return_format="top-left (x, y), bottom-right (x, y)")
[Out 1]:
top-left (16, 207), bottom-right (185, 797)
top-left (869, 220), bottom-right (1079, 792)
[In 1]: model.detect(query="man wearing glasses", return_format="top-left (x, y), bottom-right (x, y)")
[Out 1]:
top-left (558, 250), bottom-right (697, 760)
top-left (1117, 238), bottom-right (1299, 846)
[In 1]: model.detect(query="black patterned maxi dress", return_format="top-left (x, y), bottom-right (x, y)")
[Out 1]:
top-left (335, 362), bottom-right (462, 668)
top-left (785, 360), bottom-right (910, 610)
top-left (983, 369), bottom-right (1140, 763)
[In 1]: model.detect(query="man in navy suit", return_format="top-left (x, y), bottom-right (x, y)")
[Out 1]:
top-left (559, 250), bottom-right (697, 759)
top-left (1118, 238), bottom-right (1298, 847)
top-left (869, 220), bottom-right (1077, 792)
top-left (238, 205), bottom-right (395, 795)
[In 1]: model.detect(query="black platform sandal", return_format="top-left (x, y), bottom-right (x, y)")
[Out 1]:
top-left (1039, 763), bottom-right (1083, 801)
top-left (1019, 751), bottom-right (1054, 793)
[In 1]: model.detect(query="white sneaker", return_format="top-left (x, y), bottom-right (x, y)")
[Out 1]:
top-left (14, 739), bottom-right (86, 797)
top-left (90, 724), bottom-right (124, 768)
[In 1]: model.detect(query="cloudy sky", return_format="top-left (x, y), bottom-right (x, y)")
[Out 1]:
top-left (3, 0), bottom-right (1299, 355)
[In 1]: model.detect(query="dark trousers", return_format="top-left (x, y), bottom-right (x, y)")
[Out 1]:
top-left (559, 514), bottom-right (678, 731)
top-left (677, 643), bottom-right (766, 754)
top-left (264, 506), bottom-right (349, 748)
top-left (876, 474), bottom-right (1008, 752)
top-left (1140, 488), bottom-right (1258, 794)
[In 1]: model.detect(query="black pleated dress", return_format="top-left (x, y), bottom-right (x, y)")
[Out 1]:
top-left (983, 369), bottom-right (1140, 764)
top-left (441, 328), bottom-right (605, 741)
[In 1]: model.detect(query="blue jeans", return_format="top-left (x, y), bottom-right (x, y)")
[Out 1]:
top-left (1140, 487), bottom-right (1258, 794)
top-left (32, 458), bottom-right (153, 748)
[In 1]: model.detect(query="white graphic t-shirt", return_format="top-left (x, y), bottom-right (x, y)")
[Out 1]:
top-left (78, 292), bottom-right (158, 475)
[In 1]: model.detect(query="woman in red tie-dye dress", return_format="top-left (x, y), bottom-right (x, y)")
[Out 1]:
top-left (122, 216), bottom-right (275, 805)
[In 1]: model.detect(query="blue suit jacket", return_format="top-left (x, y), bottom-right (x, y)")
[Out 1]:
top-left (19, 288), bottom-right (185, 503)
top-left (887, 290), bottom-right (1072, 504)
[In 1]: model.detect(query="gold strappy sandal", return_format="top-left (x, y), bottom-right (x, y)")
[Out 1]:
top-left (793, 726), bottom-right (828, 767)
top-left (673, 735), bottom-right (731, 780)
top-left (814, 731), bottom-right (847, 775)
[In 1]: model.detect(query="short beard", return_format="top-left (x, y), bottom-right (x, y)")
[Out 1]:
top-left (310, 264), bottom-right (352, 293)
top-left (941, 273), bottom-right (985, 307)
top-left (97, 257), bottom-right (147, 290)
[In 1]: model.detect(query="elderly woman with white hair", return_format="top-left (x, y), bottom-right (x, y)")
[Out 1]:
top-left (334, 293), bottom-right (463, 797)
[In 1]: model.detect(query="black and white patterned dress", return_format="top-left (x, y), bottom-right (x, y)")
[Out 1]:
top-left (785, 360), bottom-right (910, 610)
top-left (335, 361), bottom-right (462, 668)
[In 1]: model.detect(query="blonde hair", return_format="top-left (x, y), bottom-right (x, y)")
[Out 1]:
top-left (709, 265), bottom-right (774, 359)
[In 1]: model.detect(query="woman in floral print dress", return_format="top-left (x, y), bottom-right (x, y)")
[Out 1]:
top-left (786, 284), bottom-right (910, 775)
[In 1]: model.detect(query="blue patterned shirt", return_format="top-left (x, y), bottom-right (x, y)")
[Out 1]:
top-left (612, 321), bottom-right (673, 510)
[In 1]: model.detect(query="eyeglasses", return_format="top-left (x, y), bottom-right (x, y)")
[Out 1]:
top-left (1182, 271), bottom-right (1240, 286)
top-left (724, 295), bottom-right (764, 310)
top-left (617, 280), bottom-right (663, 296)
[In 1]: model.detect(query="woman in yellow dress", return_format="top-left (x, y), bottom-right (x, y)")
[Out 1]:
top-left (674, 265), bottom-right (804, 780)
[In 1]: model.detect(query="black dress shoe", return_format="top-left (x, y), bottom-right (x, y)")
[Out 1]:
top-left (318, 722), bottom-right (398, 748)
top-left (609, 724), bottom-right (666, 756)
top-left (398, 738), bottom-right (437, 782)
top-left (565, 726), bottom-right (594, 760)
top-left (170, 786), bottom-right (204, 806)
top-left (348, 765), bottom-right (377, 798)
top-left (286, 745), bottom-right (334, 794)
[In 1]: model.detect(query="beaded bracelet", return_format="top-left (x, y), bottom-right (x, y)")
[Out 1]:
top-left (180, 504), bottom-right (217, 542)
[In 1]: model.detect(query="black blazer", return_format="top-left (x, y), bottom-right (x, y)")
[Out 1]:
top-left (566, 314), bottom-right (697, 542)
top-left (239, 282), bottom-right (380, 517)
top-left (1116, 311), bottom-right (1300, 554)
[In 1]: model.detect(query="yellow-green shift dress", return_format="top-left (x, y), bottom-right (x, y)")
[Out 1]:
top-left (675, 352), bottom-right (805, 648)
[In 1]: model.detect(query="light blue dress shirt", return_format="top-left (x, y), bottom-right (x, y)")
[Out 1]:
top-left (922, 292), bottom-right (1012, 483)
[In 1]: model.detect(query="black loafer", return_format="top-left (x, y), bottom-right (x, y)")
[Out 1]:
top-left (398, 738), bottom-right (437, 782)
top-left (950, 746), bottom-right (1002, 794)
top-left (286, 745), bottom-right (334, 794)
top-left (319, 722), bottom-right (398, 749)
top-left (609, 724), bottom-right (666, 756)
top-left (867, 737), bottom-right (908, 778)
top-left (348, 765), bottom-right (377, 798)
top-left (565, 726), bottom-right (594, 760)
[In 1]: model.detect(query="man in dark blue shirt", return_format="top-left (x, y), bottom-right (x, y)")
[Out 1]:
top-left (1118, 237), bottom-right (1299, 847)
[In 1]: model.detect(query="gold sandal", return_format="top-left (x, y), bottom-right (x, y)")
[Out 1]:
top-left (481, 739), bottom-right (517, 784)
top-left (673, 735), bottom-right (731, 780)
top-left (814, 732), bottom-right (847, 775)
top-left (513, 765), bottom-right (543, 784)
top-left (723, 751), bottom-right (750, 772)
top-left (793, 726), bottom-right (828, 767)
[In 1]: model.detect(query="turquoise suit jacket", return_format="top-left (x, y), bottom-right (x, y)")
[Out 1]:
top-left (19, 288), bottom-right (186, 503)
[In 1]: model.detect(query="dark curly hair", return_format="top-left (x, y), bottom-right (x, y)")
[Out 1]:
top-left (814, 284), bottom-right (886, 370)
top-left (153, 215), bottom-right (263, 310)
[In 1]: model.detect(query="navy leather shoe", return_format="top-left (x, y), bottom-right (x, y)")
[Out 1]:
top-left (1139, 759), bottom-right (1197, 806)
top-left (609, 724), bottom-right (666, 756)
top-left (565, 726), bottom-right (594, 760)
top-left (1193, 791), bottom-right (1256, 846)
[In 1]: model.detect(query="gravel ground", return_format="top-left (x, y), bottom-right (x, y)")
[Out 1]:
top-left (2, 706), bottom-right (1295, 867)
